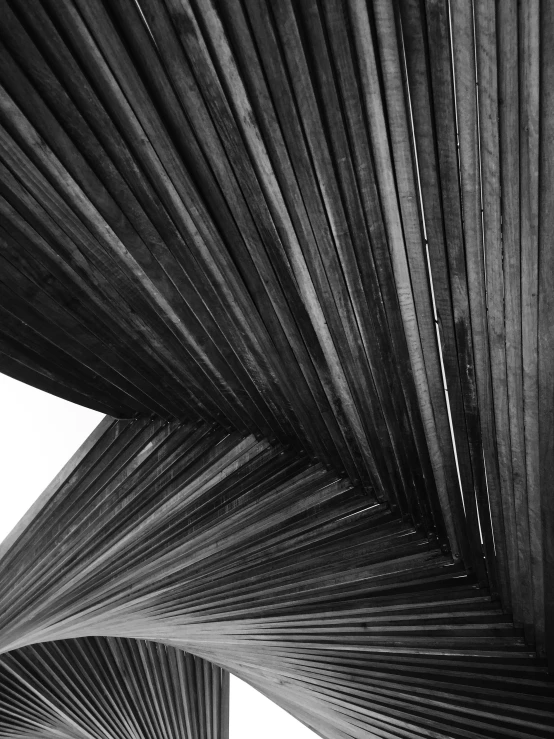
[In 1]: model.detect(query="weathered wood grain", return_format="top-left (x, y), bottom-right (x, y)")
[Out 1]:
top-left (0, 418), bottom-right (553, 739)
top-left (0, 638), bottom-right (229, 739)
top-left (0, 0), bottom-right (553, 730)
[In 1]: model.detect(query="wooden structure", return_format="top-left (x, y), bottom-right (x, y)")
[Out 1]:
top-left (0, 637), bottom-right (229, 739)
top-left (0, 0), bottom-right (552, 736)
top-left (0, 417), bottom-right (553, 738)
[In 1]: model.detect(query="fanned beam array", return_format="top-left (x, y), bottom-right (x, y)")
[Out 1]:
top-left (0, 417), bottom-right (553, 739)
top-left (0, 0), bottom-right (552, 655)
top-left (0, 0), bottom-right (554, 736)
top-left (0, 0), bottom-right (441, 515)
top-left (0, 637), bottom-right (229, 739)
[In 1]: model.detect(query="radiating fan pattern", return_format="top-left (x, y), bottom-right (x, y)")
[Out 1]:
top-left (0, 637), bottom-right (228, 739)
top-left (0, 417), bottom-right (553, 738)
top-left (0, 0), bottom-right (553, 737)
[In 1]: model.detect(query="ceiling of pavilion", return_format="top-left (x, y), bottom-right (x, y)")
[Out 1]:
top-left (0, 0), bottom-right (553, 737)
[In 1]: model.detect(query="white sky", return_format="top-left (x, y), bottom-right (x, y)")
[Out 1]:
top-left (0, 372), bottom-right (317, 739)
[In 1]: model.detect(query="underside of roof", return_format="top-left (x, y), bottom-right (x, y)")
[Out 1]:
top-left (0, 0), bottom-right (552, 737)
top-left (0, 638), bottom-right (229, 739)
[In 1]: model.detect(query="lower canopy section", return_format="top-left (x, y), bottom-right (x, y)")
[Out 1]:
top-left (0, 637), bottom-right (229, 739)
top-left (0, 417), bottom-right (552, 739)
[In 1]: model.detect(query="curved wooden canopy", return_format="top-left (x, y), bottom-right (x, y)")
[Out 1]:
top-left (1, 417), bottom-right (553, 739)
top-left (0, 637), bottom-right (229, 739)
top-left (0, 0), bottom-right (553, 737)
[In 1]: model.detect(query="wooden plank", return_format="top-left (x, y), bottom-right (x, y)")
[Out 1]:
top-left (538, 0), bottom-right (554, 669)
top-left (473, 0), bottom-right (514, 612)
top-left (449, 0), bottom-right (500, 594)
top-left (497, 0), bottom-right (534, 630)
top-left (519, 0), bottom-right (543, 651)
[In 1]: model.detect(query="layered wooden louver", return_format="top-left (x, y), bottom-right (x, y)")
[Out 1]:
top-left (0, 0), bottom-right (553, 736)
top-left (0, 417), bottom-right (553, 739)
top-left (0, 637), bottom-right (229, 739)
top-left (0, 0), bottom-right (445, 531)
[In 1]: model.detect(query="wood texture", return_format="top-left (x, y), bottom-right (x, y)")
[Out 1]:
top-left (0, 0), bottom-right (553, 733)
top-left (1, 418), bottom-right (553, 739)
top-left (0, 637), bottom-right (229, 739)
